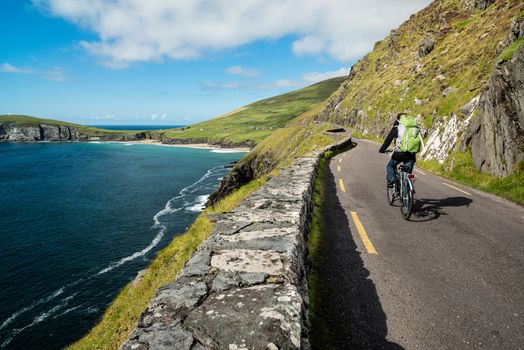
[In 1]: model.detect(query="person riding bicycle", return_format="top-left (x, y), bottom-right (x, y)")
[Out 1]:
top-left (379, 112), bottom-right (424, 187)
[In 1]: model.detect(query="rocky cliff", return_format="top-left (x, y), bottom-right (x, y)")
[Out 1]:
top-left (0, 122), bottom-right (81, 141)
top-left (0, 120), bottom-right (158, 142)
top-left (317, 0), bottom-right (524, 177)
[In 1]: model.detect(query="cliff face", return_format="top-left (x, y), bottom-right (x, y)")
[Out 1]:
top-left (463, 45), bottom-right (524, 176)
top-left (0, 121), bottom-right (157, 142)
top-left (0, 122), bottom-right (81, 141)
top-left (317, 0), bottom-right (524, 177)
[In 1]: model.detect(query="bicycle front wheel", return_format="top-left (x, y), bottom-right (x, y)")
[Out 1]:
top-left (400, 180), bottom-right (413, 220)
top-left (387, 182), bottom-right (395, 205)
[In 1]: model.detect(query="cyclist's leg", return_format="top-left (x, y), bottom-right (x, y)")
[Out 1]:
top-left (404, 159), bottom-right (415, 173)
top-left (386, 158), bottom-right (399, 182)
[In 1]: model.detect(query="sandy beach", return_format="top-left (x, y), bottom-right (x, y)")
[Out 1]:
top-left (124, 139), bottom-right (251, 153)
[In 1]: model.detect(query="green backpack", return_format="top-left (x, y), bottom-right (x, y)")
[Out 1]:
top-left (398, 115), bottom-right (422, 153)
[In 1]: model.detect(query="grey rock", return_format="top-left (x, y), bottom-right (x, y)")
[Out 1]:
top-left (58, 125), bottom-right (70, 140)
top-left (154, 277), bottom-right (208, 311)
top-left (418, 33), bottom-right (435, 58)
top-left (464, 44), bottom-right (524, 176)
top-left (191, 343), bottom-right (212, 350)
top-left (39, 124), bottom-right (61, 141)
top-left (460, 96), bottom-right (480, 116)
top-left (0, 123), bottom-right (40, 141)
top-left (68, 126), bottom-right (80, 140)
top-left (460, 0), bottom-right (495, 11)
top-left (122, 325), bottom-right (194, 350)
top-left (442, 86), bottom-right (457, 96)
top-left (496, 17), bottom-right (524, 55)
top-left (184, 284), bottom-right (303, 350)
top-left (181, 248), bottom-right (212, 277)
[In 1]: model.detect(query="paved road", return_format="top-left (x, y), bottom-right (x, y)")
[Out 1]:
top-left (319, 138), bottom-right (524, 349)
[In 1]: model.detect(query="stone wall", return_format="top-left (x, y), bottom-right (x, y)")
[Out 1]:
top-left (121, 137), bottom-right (352, 350)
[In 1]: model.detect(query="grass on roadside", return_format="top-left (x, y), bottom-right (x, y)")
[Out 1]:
top-left (308, 142), bottom-right (355, 350)
top-left (308, 150), bottom-right (334, 350)
top-left (418, 152), bottom-right (524, 205)
top-left (66, 177), bottom-right (267, 350)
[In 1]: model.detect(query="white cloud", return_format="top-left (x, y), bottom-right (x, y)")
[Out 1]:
top-left (1, 62), bottom-right (67, 82)
top-left (89, 114), bottom-right (115, 120)
top-left (205, 66), bottom-right (349, 91)
top-left (35, 0), bottom-right (431, 67)
top-left (225, 65), bottom-right (259, 78)
top-left (302, 67), bottom-right (350, 84)
top-left (203, 80), bottom-right (246, 90)
top-left (0, 62), bottom-right (33, 74)
top-left (43, 67), bottom-right (67, 81)
top-left (150, 113), bottom-right (168, 121)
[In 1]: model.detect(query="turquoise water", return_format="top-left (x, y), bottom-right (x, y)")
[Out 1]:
top-left (89, 125), bottom-right (185, 130)
top-left (0, 142), bottom-right (244, 349)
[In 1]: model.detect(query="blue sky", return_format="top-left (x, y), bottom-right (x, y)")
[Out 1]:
top-left (0, 0), bottom-right (430, 125)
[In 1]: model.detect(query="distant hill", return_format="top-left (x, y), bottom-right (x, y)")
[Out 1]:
top-left (162, 77), bottom-right (346, 146)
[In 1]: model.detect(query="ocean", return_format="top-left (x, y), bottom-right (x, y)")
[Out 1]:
top-left (89, 125), bottom-right (185, 130)
top-left (0, 141), bottom-right (244, 349)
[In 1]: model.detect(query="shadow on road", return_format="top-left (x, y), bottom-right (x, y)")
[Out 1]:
top-left (314, 165), bottom-right (404, 349)
top-left (410, 196), bottom-right (473, 222)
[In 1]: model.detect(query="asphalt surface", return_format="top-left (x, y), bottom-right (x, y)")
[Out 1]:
top-left (319, 138), bottom-right (524, 349)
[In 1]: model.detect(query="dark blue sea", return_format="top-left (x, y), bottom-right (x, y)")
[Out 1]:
top-left (89, 125), bottom-right (185, 130)
top-left (0, 142), bottom-right (244, 349)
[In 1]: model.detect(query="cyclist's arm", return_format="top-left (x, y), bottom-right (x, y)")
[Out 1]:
top-left (379, 125), bottom-right (398, 153)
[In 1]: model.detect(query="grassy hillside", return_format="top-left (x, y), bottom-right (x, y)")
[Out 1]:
top-left (162, 77), bottom-right (345, 146)
top-left (323, 0), bottom-right (523, 131)
top-left (317, 0), bottom-right (523, 204)
top-left (0, 115), bottom-right (141, 136)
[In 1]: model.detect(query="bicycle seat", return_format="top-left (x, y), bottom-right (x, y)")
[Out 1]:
top-left (400, 165), bottom-right (410, 172)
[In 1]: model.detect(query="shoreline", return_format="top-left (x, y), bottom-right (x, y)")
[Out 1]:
top-left (123, 139), bottom-right (251, 152)
top-left (0, 139), bottom-right (251, 152)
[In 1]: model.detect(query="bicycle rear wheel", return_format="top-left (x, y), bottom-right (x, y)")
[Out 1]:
top-left (400, 180), bottom-right (413, 220)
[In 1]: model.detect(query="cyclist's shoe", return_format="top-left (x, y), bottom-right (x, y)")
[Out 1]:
top-left (387, 180), bottom-right (395, 188)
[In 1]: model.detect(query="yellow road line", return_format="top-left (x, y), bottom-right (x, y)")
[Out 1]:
top-left (337, 165), bottom-right (341, 172)
top-left (338, 179), bottom-right (347, 192)
top-left (415, 169), bottom-right (426, 175)
top-left (339, 158), bottom-right (342, 163)
top-left (442, 182), bottom-right (472, 196)
top-left (350, 211), bottom-right (377, 254)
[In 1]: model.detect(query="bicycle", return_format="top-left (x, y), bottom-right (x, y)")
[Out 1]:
top-left (386, 156), bottom-right (416, 220)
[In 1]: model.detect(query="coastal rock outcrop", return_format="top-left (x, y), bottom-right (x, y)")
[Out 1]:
top-left (463, 44), bottom-right (524, 176)
top-left (0, 123), bottom-right (41, 141)
top-left (0, 122), bottom-right (82, 141)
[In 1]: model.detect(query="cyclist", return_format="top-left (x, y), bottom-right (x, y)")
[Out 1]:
top-left (379, 112), bottom-right (421, 187)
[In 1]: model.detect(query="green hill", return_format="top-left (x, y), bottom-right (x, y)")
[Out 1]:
top-left (162, 77), bottom-right (346, 146)
top-left (319, 0), bottom-right (522, 146)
